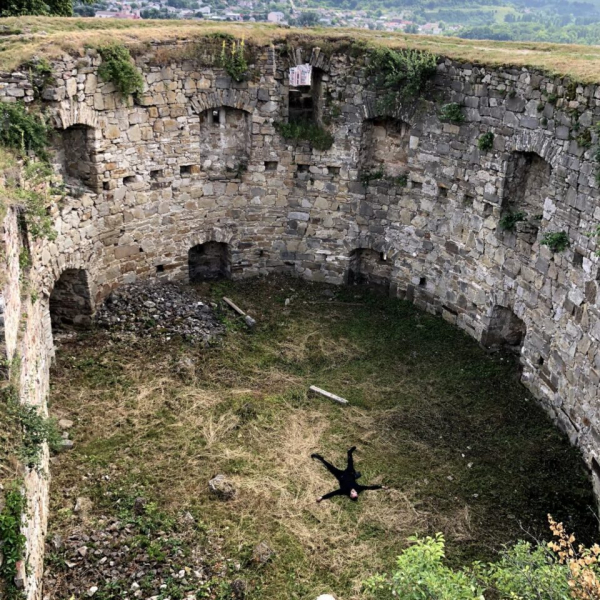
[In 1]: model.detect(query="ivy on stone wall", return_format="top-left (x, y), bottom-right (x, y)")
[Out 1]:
top-left (98, 45), bottom-right (144, 100)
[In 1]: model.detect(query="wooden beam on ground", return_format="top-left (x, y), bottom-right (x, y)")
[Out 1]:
top-left (309, 385), bottom-right (349, 405)
top-left (223, 296), bottom-right (256, 328)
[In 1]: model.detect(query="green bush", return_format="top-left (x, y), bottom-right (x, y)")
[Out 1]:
top-left (364, 521), bottom-right (600, 600)
top-left (275, 120), bottom-right (334, 151)
top-left (541, 231), bottom-right (570, 253)
top-left (98, 44), bottom-right (144, 99)
top-left (499, 211), bottom-right (526, 231)
top-left (439, 102), bottom-right (465, 124)
top-left (478, 132), bottom-right (494, 152)
top-left (369, 47), bottom-right (437, 105)
top-left (14, 402), bottom-right (62, 468)
top-left (0, 484), bottom-right (27, 600)
top-left (218, 39), bottom-right (248, 83)
top-left (0, 102), bottom-right (49, 160)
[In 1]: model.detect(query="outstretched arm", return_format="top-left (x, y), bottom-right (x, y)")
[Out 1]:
top-left (358, 484), bottom-right (387, 491)
top-left (317, 489), bottom-right (343, 502)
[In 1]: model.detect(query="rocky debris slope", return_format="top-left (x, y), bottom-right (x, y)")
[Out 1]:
top-left (42, 506), bottom-right (245, 600)
top-left (94, 281), bottom-right (224, 344)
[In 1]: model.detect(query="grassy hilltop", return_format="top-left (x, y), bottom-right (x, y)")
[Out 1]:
top-left (2, 16), bottom-right (600, 81)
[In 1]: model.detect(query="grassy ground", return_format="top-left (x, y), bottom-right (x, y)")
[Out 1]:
top-left (3, 17), bottom-right (600, 81)
top-left (46, 276), bottom-right (597, 599)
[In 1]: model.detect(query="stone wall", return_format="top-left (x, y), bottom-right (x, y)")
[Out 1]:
top-left (2, 38), bottom-right (600, 598)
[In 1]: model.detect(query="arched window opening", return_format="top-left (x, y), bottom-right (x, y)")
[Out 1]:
top-left (49, 269), bottom-right (93, 330)
top-left (347, 248), bottom-right (392, 292)
top-left (481, 306), bottom-right (526, 353)
top-left (57, 125), bottom-right (99, 191)
top-left (188, 242), bottom-right (231, 282)
top-left (199, 107), bottom-right (250, 176)
top-left (360, 118), bottom-right (411, 179)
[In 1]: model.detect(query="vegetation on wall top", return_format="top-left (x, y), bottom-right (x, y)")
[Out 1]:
top-left (98, 44), bottom-right (144, 99)
top-left (218, 38), bottom-right (249, 83)
top-left (368, 47), bottom-right (437, 110)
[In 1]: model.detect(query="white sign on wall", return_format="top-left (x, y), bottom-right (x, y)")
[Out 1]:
top-left (289, 64), bottom-right (312, 87)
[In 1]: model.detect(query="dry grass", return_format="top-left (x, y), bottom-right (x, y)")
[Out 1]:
top-left (46, 277), bottom-right (598, 599)
top-left (2, 17), bottom-right (600, 81)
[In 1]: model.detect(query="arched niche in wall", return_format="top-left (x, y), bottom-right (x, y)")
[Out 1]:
top-left (481, 305), bottom-right (526, 354)
top-left (347, 248), bottom-right (392, 293)
top-left (360, 118), bottom-right (411, 178)
top-left (500, 151), bottom-right (553, 243)
top-left (49, 268), bottom-right (94, 330)
top-left (54, 124), bottom-right (100, 192)
top-left (198, 107), bottom-right (251, 175)
top-left (188, 241), bottom-right (232, 282)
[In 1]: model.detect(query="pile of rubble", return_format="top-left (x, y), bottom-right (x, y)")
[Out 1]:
top-left (94, 281), bottom-right (224, 344)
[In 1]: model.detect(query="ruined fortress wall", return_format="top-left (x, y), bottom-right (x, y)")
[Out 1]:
top-left (2, 39), bottom-right (600, 598)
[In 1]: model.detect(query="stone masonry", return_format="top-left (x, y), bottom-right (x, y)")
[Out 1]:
top-left (2, 38), bottom-right (600, 598)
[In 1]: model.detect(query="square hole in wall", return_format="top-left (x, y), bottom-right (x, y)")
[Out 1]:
top-left (212, 109), bottom-right (221, 125)
top-left (265, 161), bottom-right (278, 171)
top-left (574, 251), bottom-right (584, 268)
top-left (156, 264), bottom-right (165, 273)
top-left (482, 202), bottom-right (494, 216)
top-left (463, 193), bottom-right (475, 206)
top-left (419, 277), bottom-right (426, 286)
top-left (297, 164), bottom-right (310, 173)
top-left (123, 175), bottom-right (136, 185)
top-left (150, 169), bottom-right (163, 179)
top-left (180, 165), bottom-right (193, 176)
top-left (328, 166), bottom-right (341, 176)
top-left (438, 186), bottom-right (448, 198)
top-left (538, 356), bottom-right (544, 366)
top-left (103, 181), bottom-right (110, 191)
top-left (412, 181), bottom-right (423, 191)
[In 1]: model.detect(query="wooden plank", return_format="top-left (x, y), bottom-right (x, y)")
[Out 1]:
top-left (309, 385), bottom-right (349, 405)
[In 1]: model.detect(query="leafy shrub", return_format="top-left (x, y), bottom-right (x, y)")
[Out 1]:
top-left (478, 132), bottom-right (494, 152)
top-left (0, 102), bottom-right (49, 160)
top-left (541, 231), bottom-right (570, 253)
top-left (364, 517), bottom-right (600, 600)
top-left (369, 47), bottom-right (437, 110)
top-left (98, 44), bottom-right (144, 99)
top-left (439, 102), bottom-right (465, 124)
top-left (275, 120), bottom-right (334, 151)
top-left (577, 128), bottom-right (592, 149)
top-left (0, 484), bottom-right (27, 600)
top-left (219, 39), bottom-right (248, 83)
top-left (11, 401), bottom-right (62, 468)
top-left (499, 211), bottom-right (526, 231)
top-left (27, 58), bottom-right (54, 99)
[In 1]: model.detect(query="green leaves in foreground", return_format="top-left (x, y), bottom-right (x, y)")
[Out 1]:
top-left (364, 524), bottom-right (600, 600)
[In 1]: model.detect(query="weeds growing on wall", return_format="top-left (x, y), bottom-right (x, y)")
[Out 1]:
top-left (27, 58), bottom-right (54, 100)
top-left (219, 38), bottom-right (248, 83)
top-left (439, 102), bottom-right (465, 124)
top-left (541, 231), bottom-right (570, 253)
top-left (0, 102), bottom-right (48, 160)
top-left (0, 483), bottom-right (27, 600)
top-left (478, 132), bottom-right (494, 152)
top-left (360, 168), bottom-right (408, 187)
top-left (98, 44), bottom-right (144, 99)
top-left (499, 211), bottom-right (526, 231)
top-left (275, 120), bottom-right (334, 151)
top-left (368, 47), bottom-right (437, 111)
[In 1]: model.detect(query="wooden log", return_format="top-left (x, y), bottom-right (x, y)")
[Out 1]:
top-left (309, 385), bottom-right (349, 405)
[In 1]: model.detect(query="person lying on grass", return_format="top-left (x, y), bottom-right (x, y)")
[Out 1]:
top-left (311, 446), bottom-right (387, 502)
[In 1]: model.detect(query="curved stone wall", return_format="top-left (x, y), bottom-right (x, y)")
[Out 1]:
top-left (2, 39), bottom-right (600, 598)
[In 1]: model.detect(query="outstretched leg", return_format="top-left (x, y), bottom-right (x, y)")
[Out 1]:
top-left (346, 446), bottom-right (357, 473)
top-left (311, 453), bottom-right (342, 478)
